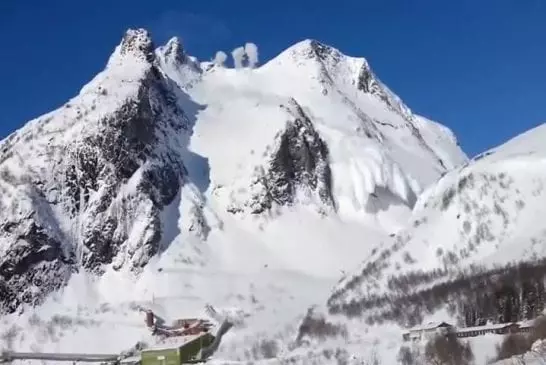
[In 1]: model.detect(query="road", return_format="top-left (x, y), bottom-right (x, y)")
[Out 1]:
top-left (0, 351), bottom-right (119, 363)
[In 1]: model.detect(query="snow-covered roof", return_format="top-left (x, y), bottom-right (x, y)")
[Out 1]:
top-left (455, 323), bottom-right (517, 333)
top-left (408, 321), bottom-right (453, 332)
top-left (142, 333), bottom-right (209, 352)
top-left (120, 355), bottom-right (141, 364)
top-left (517, 320), bottom-right (535, 328)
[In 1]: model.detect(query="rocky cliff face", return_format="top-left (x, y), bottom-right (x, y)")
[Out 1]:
top-left (71, 69), bottom-right (188, 272)
top-left (0, 29), bottom-right (192, 313)
top-left (230, 99), bottom-right (334, 215)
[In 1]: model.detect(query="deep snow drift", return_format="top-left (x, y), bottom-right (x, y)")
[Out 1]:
top-left (0, 29), bottom-right (471, 363)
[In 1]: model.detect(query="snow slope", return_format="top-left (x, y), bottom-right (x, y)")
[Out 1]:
top-left (0, 29), bottom-right (467, 363)
top-left (331, 122), bottom-right (546, 308)
top-left (188, 39), bottom-right (466, 229)
top-left (308, 122), bottom-right (546, 364)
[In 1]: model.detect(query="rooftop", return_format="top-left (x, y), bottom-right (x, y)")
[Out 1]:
top-left (142, 333), bottom-right (211, 352)
top-left (119, 355), bottom-right (141, 364)
top-left (456, 323), bottom-right (517, 333)
top-left (407, 321), bottom-right (453, 332)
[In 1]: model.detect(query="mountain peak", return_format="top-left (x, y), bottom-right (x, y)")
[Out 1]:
top-left (155, 36), bottom-right (202, 87)
top-left (108, 28), bottom-right (155, 66)
top-left (281, 39), bottom-right (342, 63)
top-left (161, 36), bottom-right (185, 63)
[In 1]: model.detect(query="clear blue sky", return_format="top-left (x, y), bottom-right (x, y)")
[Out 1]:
top-left (1, 0), bottom-right (544, 157)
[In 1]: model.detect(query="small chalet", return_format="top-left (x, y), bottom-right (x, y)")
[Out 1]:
top-left (455, 322), bottom-right (520, 338)
top-left (402, 319), bottom-right (540, 341)
top-left (402, 322), bottom-right (454, 341)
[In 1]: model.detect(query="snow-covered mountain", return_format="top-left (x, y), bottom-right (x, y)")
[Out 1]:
top-left (0, 28), bottom-right (467, 361)
top-left (304, 123), bottom-right (546, 364)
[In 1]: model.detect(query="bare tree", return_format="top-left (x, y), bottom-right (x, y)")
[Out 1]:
top-left (425, 332), bottom-right (474, 365)
top-left (496, 333), bottom-right (531, 361)
top-left (397, 345), bottom-right (420, 365)
top-left (530, 315), bottom-right (546, 342)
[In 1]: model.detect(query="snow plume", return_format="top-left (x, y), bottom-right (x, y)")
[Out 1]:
top-left (213, 51), bottom-right (227, 66)
top-left (244, 42), bottom-right (259, 68)
top-left (232, 46), bottom-right (246, 69)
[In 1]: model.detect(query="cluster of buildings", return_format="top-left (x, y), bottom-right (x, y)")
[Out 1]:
top-left (402, 320), bottom-right (536, 341)
top-left (144, 309), bottom-right (214, 337)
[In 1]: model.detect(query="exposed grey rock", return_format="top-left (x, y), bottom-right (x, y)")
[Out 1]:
top-left (305, 40), bottom-right (342, 64)
top-left (118, 28), bottom-right (155, 63)
top-left (246, 98), bottom-right (334, 214)
top-left (69, 68), bottom-right (189, 272)
top-left (161, 37), bottom-right (201, 74)
top-left (187, 203), bottom-right (211, 240)
top-left (0, 216), bottom-right (75, 313)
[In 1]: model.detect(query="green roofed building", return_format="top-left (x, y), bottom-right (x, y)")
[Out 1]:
top-left (140, 333), bottom-right (215, 365)
top-left (120, 318), bottom-right (233, 365)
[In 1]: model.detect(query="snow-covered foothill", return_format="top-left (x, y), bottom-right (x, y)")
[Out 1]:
top-left (313, 123), bottom-right (546, 364)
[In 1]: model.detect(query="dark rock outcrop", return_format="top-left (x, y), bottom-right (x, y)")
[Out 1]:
top-left (67, 67), bottom-right (188, 272)
top-left (356, 61), bottom-right (415, 123)
top-left (118, 28), bottom-right (155, 62)
top-left (161, 37), bottom-right (201, 74)
top-left (305, 40), bottom-right (341, 64)
top-left (0, 213), bottom-right (75, 313)
top-left (246, 99), bottom-right (334, 214)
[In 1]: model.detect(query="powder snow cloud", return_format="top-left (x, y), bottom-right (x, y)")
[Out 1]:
top-left (232, 46), bottom-right (246, 69)
top-left (244, 43), bottom-right (258, 68)
top-left (213, 51), bottom-right (228, 66)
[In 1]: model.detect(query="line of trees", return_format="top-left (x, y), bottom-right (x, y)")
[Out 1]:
top-left (330, 257), bottom-right (546, 328)
top-left (461, 276), bottom-right (545, 326)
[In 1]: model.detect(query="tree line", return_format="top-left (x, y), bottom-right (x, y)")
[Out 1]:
top-left (329, 257), bottom-right (546, 328)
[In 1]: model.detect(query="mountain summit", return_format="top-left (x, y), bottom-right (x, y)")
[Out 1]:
top-left (0, 29), bottom-right (466, 358)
